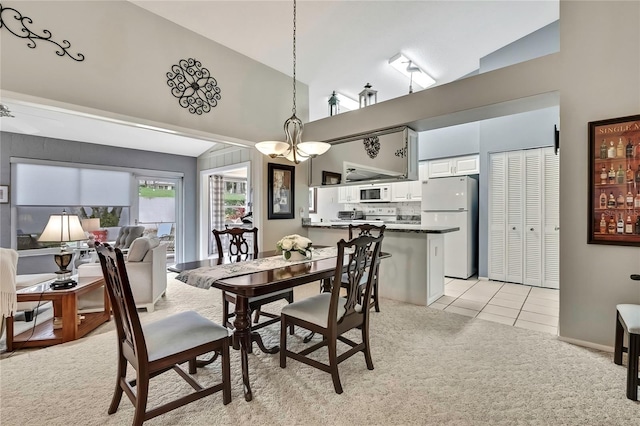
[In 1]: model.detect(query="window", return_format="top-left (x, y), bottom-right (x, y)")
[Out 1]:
top-left (223, 179), bottom-right (247, 223)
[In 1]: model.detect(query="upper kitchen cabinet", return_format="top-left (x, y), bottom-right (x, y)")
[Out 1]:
top-left (309, 127), bottom-right (418, 187)
top-left (337, 186), bottom-right (360, 203)
top-left (391, 162), bottom-right (428, 201)
top-left (427, 154), bottom-right (480, 178)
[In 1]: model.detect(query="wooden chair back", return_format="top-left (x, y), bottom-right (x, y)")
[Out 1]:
top-left (95, 242), bottom-right (148, 364)
top-left (331, 232), bottom-right (384, 324)
top-left (347, 223), bottom-right (386, 240)
top-left (212, 227), bottom-right (258, 262)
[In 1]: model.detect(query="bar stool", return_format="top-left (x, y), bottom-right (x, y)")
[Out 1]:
top-left (614, 303), bottom-right (640, 400)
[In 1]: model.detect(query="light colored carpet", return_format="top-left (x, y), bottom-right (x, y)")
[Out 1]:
top-left (1, 274), bottom-right (638, 425)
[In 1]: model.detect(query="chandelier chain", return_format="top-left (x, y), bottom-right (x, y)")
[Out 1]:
top-left (292, 0), bottom-right (297, 116)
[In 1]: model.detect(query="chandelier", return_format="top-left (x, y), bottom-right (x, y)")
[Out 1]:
top-left (255, 0), bottom-right (330, 164)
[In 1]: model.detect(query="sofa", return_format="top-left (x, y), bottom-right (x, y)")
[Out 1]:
top-left (77, 237), bottom-right (167, 312)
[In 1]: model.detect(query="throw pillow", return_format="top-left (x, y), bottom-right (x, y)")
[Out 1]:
top-left (126, 237), bottom-right (151, 262)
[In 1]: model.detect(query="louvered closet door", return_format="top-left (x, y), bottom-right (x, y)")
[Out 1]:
top-left (488, 153), bottom-right (506, 281)
top-left (523, 150), bottom-right (542, 286)
top-left (505, 152), bottom-right (524, 284)
top-left (542, 147), bottom-right (560, 288)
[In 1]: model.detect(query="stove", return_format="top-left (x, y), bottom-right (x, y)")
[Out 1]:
top-left (360, 207), bottom-right (397, 224)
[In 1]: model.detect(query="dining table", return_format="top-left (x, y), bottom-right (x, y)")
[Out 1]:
top-left (170, 247), bottom-right (389, 402)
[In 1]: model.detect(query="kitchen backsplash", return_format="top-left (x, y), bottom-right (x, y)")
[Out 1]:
top-left (343, 201), bottom-right (421, 223)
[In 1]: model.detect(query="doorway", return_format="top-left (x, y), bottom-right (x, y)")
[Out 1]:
top-left (200, 162), bottom-right (251, 258)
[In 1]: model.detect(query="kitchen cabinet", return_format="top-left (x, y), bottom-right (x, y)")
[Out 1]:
top-left (488, 147), bottom-right (559, 288)
top-left (391, 162), bottom-right (428, 201)
top-left (427, 154), bottom-right (480, 178)
top-left (338, 186), bottom-right (360, 203)
top-left (426, 233), bottom-right (445, 305)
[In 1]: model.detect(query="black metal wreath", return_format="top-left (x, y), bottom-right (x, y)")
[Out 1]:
top-left (395, 142), bottom-right (408, 158)
top-left (0, 3), bottom-right (84, 61)
top-left (363, 136), bottom-right (380, 159)
top-left (166, 58), bottom-right (221, 115)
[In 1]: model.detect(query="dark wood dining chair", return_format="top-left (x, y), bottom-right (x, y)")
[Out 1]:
top-left (614, 303), bottom-right (640, 400)
top-left (95, 242), bottom-right (231, 426)
top-left (213, 227), bottom-right (294, 343)
top-left (345, 223), bottom-right (385, 312)
top-left (280, 231), bottom-right (384, 394)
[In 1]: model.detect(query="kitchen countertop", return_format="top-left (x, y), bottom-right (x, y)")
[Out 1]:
top-left (303, 222), bottom-right (459, 234)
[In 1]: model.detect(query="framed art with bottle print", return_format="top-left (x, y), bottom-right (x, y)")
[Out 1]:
top-left (588, 114), bottom-right (640, 246)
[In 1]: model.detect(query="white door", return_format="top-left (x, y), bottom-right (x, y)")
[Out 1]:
top-left (488, 153), bottom-right (507, 281)
top-left (523, 150), bottom-right (542, 286)
top-left (505, 152), bottom-right (524, 284)
top-left (488, 147), bottom-right (560, 288)
top-left (543, 148), bottom-right (560, 288)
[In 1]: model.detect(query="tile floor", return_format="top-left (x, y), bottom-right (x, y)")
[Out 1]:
top-left (429, 277), bottom-right (559, 335)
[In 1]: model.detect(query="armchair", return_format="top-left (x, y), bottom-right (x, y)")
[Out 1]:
top-left (1, 248), bottom-right (56, 324)
top-left (78, 237), bottom-right (167, 312)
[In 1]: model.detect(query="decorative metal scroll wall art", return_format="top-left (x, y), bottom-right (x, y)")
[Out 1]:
top-left (166, 58), bottom-right (222, 115)
top-left (363, 136), bottom-right (380, 159)
top-left (0, 3), bottom-right (84, 61)
top-left (395, 141), bottom-right (408, 158)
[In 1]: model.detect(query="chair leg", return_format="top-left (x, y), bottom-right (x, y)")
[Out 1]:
top-left (108, 355), bottom-right (127, 414)
top-left (222, 293), bottom-right (230, 328)
top-left (253, 308), bottom-right (261, 323)
top-left (280, 317), bottom-right (287, 368)
top-left (287, 292), bottom-right (295, 335)
top-left (362, 318), bottom-right (374, 371)
top-left (188, 358), bottom-right (196, 374)
top-left (614, 313), bottom-right (624, 365)
top-left (328, 336), bottom-right (343, 394)
top-left (23, 310), bottom-right (34, 322)
top-left (627, 333), bottom-right (639, 401)
top-left (133, 372), bottom-right (149, 426)
top-left (222, 340), bottom-right (232, 405)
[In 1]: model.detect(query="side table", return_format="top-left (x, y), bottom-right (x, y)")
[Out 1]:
top-left (6, 276), bottom-right (111, 351)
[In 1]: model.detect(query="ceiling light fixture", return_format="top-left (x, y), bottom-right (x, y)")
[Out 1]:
top-left (255, 0), bottom-right (330, 164)
top-left (388, 53), bottom-right (435, 90)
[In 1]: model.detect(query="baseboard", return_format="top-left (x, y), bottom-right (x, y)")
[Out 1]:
top-left (558, 335), bottom-right (613, 353)
top-left (478, 276), bottom-right (489, 281)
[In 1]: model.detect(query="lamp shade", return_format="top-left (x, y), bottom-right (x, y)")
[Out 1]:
top-left (81, 218), bottom-right (101, 232)
top-left (255, 141), bottom-right (290, 157)
top-left (298, 141), bottom-right (331, 156)
top-left (38, 212), bottom-right (87, 243)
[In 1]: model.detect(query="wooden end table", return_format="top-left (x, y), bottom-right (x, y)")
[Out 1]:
top-left (6, 276), bottom-right (111, 351)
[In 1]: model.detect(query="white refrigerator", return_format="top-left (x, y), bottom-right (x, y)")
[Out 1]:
top-left (421, 176), bottom-right (478, 279)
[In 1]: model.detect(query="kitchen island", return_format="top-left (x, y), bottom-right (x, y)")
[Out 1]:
top-left (304, 223), bottom-right (459, 306)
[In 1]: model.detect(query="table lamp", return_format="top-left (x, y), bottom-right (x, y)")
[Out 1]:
top-left (38, 210), bottom-right (87, 289)
top-left (81, 218), bottom-right (101, 247)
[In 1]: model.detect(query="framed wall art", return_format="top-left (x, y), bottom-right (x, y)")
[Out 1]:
top-left (588, 114), bottom-right (640, 246)
top-left (0, 185), bottom-right (8, 203)
top-left (322, 171), bottom-right (341, 185)
top-left (268, 163), bottom-right (295, 220)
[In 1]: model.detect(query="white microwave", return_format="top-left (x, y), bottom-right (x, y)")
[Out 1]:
top-left (359, 185), bottom-right (392, 202)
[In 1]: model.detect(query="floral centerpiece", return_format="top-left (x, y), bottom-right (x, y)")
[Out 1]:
top-left (276, 234), bottom-right (313, 261)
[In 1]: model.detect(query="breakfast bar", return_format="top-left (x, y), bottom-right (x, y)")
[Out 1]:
top-left (304, 223), bottom-right (459, 306)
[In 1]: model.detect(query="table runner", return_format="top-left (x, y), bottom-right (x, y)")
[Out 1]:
top-left (176, 247), bottom-right (339, 290)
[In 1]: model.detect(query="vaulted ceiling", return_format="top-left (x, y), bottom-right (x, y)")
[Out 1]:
top-left (1, 1), bottom-right (559, 157)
